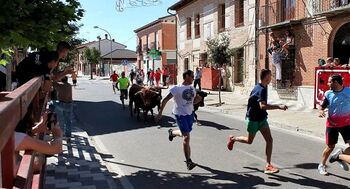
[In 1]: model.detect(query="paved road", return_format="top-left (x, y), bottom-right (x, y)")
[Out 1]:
top-left (73, 77), bottom-right (350, 189)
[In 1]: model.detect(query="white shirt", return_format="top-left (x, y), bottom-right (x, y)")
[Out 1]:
top-left (170, 84), bottom-right (196, 116)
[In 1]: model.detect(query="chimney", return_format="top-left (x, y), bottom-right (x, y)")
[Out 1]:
top-left (112, 39), bottom-right (115, 42)
top-left (105, 34), bottom-right (108, 39)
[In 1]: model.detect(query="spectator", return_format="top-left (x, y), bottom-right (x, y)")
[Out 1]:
top-left (155, 68), bottom-right (161, 87)
top-left (194, 67), bottom-right (202, 91)
top-left (51, 41), bottom-right (74, 82)
top-left (129, 69), bottom-right (136, 84)
top-left (71, 71), bottom-right (77, 87)
top-left (282, 30), bottom-right (294, 56)
top-left (221, 64), bottom-right (231, 91)
top-left (323, 57), bottom-right (333, 67)
top-left (149, 69), bottom-right (155, 86)
top-left (15, 113), bottom-right (63, 155)
top-left (332, 58), bottom-right (342, 67)
top-left (53, 76), bottom-right (73, 138)
top-left (269, 32), bottom-right (282, 87)
top-left (147, 69), bottom-right (151, 85)
top-left (16, 51), bottom-right (59, 86)
top-left (162, 67), bottom-right (169, 86)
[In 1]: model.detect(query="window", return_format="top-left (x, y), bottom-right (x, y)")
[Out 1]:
top-left (195, 14), bottom-right (200, 38)
top-left (235, 0), bottom-right (244, 27)
top-left (234, 49), bottom-right (244, 83)
top-left (281, 0), bottom-right (296, 21)
top-left (186, 17), bottom-right (192, 39)
top-left (199, 53), bottom-right (208, 67)
top-left (218, 4), bottom-right (225, 32)
top-left (184, 58), bottom-right (189, 71)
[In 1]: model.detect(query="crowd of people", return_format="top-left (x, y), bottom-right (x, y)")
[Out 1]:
top-left (1, 41), bottom-right (77, 172)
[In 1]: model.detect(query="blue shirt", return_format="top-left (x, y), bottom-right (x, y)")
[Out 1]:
top-left (246, 84), bottom-right (268, 121)
top-left (321, 87), bottom-right (350, 127)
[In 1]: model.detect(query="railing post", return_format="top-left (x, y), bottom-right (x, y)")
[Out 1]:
top-left (1, 134), bottom-right (16, 188)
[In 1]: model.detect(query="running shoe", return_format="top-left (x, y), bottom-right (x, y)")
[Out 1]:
top-left (168, 129), bottom-right (174, 141)
top-left (186, 159), bottom-right (197, 170)
top-left (264, 164), bottom-right (279, 174)
top-left (227, 135), bottom-right (235, 151)
top-left (318, 164), bottom-right (328, 175)
top-left (329, 149), bottom-right (349, 171)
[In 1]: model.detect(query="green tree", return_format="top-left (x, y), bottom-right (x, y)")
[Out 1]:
top-left (0, 0), bottom-right (84, 49)
top-left (83, 48), bottom-right (101, 80)
top-left (206, 33), bottom-right (235, 105)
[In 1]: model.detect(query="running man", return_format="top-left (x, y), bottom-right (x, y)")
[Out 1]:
top-left (226, 69), bottom-right (288, 174)
top-left (116, 71), bottom-right (130, 102)
top-left (318, 74), bottom-right (350, 175)
top-left (110, 71), bottom-right (119, 94)
top-left (156, 70), bottom-right (202, 170)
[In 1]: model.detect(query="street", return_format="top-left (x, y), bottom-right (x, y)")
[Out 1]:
top-left (73, 77), bottom-right (350, 189)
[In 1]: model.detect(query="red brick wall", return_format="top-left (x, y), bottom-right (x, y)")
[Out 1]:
top-left (258, 14), bottom-right (350, 86)
top-left (161, 23), bottom-right (176, 50)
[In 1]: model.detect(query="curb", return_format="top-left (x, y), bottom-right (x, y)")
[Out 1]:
top-left (202, 105), bottom-right (325, 139)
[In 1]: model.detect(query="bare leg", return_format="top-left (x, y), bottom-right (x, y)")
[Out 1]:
top-left (182, 133), bottom-right (191, 160)
top-left (260, 126), bottom-right (273, 165)
top-left (322, 145), bottom-right (335, 165)
top-left (234, 133), bottom-right (256, 144)
top-left (339, 145), bottom-right (350, 164)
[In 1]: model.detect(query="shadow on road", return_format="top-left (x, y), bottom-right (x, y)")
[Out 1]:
top-left (197, 120), bottom-right (237, 130)
top-left (74, 100), bottom-right (176, 136)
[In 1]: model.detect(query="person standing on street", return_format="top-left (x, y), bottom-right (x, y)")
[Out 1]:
top-left (221, 64), bottom-right (231, 91)
top-left (155, 68), bottom-right (161, 87)
top-left (194, 67), bottom-right (202, 91)
top-left (71, 71), bottom-right (77, 87)
top-left (226, 69), bottom-right (288, 174)
top-left (156, 70), bottom-right (202, 170)
top-left (162, 67), bottom-right (169, 86)
top-left (54, 76), bottom-right (73, 138)
top-left (318, 74), bottom-right (350, 175)
top-left (110, 71), bottom-right (119, 94)
top-left (149, 69), bottom-right (155, 86)
top-left (147, 69), bottom-right (151, 86)
top-left (129, 69), bottom-right (136, 84)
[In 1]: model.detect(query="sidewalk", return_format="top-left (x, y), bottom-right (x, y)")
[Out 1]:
top-left (201, 89), bottom-right (327, 139)
top-left (44, 128), bottom-right (118, 189)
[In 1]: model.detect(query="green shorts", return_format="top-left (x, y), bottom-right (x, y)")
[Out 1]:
top-left (246, 119), bottom-right (269, 134)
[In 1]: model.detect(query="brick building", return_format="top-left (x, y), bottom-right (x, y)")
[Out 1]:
top-left (169, 0), bottom-right (257, 92)
top-left (134, 15), bottom-right (177, 84)
top-left (258, 0), bottom-right (350, 108)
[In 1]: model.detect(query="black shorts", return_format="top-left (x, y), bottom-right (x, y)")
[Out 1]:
top-left (326, 126), bottom-right (350, 146)
top-left (120, 89), bottom-right (128, 99)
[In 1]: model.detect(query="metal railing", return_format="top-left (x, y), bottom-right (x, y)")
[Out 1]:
top-left (259, 2), bottom-right (305, 27)
top-left (312, 0), bottom-right (350, 14)
top-left (0, 77), bottom-right (47, 189)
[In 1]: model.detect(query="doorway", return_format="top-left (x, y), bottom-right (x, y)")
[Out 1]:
top-left (333, 22), bottom-right (350, 65)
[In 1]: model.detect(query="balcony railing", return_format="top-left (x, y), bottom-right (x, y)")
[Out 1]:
top-left (312, 0), bottom-right (350, 14)
top-left (259, 2), bottom-right (304, 27)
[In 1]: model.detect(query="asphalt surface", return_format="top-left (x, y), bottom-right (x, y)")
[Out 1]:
top-left (73, 78), bottom-right (350, 189)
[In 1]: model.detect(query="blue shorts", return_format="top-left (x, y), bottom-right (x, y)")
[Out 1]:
top-left (175, 114), bottom-right (194, 133)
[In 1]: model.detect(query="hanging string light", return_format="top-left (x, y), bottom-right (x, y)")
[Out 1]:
top-left (116, 0), bottom-right (162, 12)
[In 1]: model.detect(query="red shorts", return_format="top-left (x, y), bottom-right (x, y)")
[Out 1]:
top-left (326, 126), bottom-right (350, 146)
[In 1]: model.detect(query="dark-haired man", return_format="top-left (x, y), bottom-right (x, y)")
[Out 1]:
top-left (318, 74), bottom-right (350, 175)
top-left (156, 70), bottom-right (202, 170)
top-left (226, 69), bottom-right (288, 174)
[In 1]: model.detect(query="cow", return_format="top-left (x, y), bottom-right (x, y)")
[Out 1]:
top-left (129, 84), bottom-right (166, 121)
top-left (193, 90), bottom-right (208, 125)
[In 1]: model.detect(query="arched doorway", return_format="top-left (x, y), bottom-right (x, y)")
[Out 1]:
top-left (333, 23), bottom-right (350, 64)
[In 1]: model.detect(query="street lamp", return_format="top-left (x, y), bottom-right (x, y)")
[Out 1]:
top-left (94, 26), bottom-right (113, 76)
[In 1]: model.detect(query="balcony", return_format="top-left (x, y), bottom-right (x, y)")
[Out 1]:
top-left (312, 0), bottom-right (350, 16)
top-left (259, 2), bottom-right (304, 29)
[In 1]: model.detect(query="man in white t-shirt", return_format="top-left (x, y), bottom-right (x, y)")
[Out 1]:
top-left (157, 70), bottom-right (202, 170)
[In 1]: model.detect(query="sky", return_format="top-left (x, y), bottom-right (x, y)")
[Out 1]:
top-left (77, 0), bottom-right (178, 51)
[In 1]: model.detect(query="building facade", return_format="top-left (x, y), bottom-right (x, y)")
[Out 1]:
top-left (76, 35), bottom-right (135, 76)
top-left (169, 0), bottom-right (257, 92)
top-left (258, 0), bottom-right (350, 108)
top-left (134, 15), bottom-right (177, 84)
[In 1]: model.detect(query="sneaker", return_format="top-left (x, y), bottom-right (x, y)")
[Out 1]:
top-left (227, 135), bottom-right (235, 151)
top-left (318, 164), bottom-right (328, 175)
top-left (329, 149), bottom-right (349, 171)
top-left (168, 129), bottom-right (174, 141)
top-left (329, 149), bottom-right (343, 163)
top-left (186, 159), bottom-right (197, 170)
top-left (264, 164), bottom-right (279, 174)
